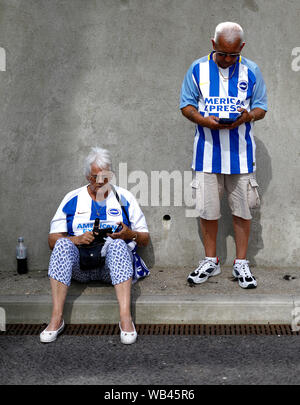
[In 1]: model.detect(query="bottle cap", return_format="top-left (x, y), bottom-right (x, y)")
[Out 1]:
top-left (18, 237), bottom-right (24, 242)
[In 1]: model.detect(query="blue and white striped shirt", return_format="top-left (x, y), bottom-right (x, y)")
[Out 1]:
top-left (180, 52), bottom-right (267, 174)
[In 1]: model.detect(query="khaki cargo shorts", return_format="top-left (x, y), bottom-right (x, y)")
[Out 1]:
top-left (191, 171), bottom-right (260, 220)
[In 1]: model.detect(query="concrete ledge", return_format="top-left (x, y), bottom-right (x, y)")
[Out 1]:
top-left (134, 294), bottom-right (296, 325)
top-left (0, 295), bottom-right (119, 324)
top-left (1, 294), bottom-right (298, 325)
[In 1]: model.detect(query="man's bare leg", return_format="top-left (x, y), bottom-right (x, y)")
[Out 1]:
top-left (200, 218), bottom-right (218, 257)
top-left (232, 215), bottom-right (251, 259)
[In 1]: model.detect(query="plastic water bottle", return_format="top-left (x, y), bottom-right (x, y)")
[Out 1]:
top-left (16, 237), bottom-right (28, 274)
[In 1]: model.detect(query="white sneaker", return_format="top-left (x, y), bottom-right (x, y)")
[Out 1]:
top-left (232, 260), bottom-right (257, 289)
top-left (187, 258), bottom-right (221, 284)
top-left (40, 320), bottom-right (65, 343)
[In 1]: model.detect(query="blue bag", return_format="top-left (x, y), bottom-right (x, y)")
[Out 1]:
top-left (131, 245), bottom-right (150, 283)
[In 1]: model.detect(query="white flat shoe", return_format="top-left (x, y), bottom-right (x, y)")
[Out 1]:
top-left (119, 322), bottom-right (137, 345)
top-left (40, 320), bottom-right (65, 343)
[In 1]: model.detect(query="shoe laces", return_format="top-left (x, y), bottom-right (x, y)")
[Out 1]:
top-left (235, 260), bottom-right (252, 278)
top-left (196, 258), bottom-right (217, 273)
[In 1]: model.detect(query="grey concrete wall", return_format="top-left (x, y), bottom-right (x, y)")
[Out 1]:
top-left (0, 0), bottom-right (299, 272)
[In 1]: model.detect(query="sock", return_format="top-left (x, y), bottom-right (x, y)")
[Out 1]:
top-left (206, 256), bottom-right (218, 263)
top-left (235, 259), bottom-right (247, 264)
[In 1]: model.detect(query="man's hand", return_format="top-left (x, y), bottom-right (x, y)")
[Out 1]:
top-left (182, 105), bottom-right (266, 131)
top-left (227, 107), bottom-right (266, 129)
top-left (74, 231), bottom-right (95, 246)
top-left (181, 106), bottom-right (237, 130)
top-left (202, 115), bottom-right (232, 130)
top-left (107, 222), bottom-right (134, 241)
top-left (225, 108), bottom-right (252, 130)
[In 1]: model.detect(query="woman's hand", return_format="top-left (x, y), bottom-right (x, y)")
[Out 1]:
top-left (48, 232), bottom-right (95, 250)
top-left (107, 223), bottom-right (150, 247)
top-left (108, 222), bottom-right (134, 241)
top-left (74, 231), bottom-right (95, 245)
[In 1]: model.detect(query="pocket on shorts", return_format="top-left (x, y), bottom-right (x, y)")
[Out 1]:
top-left (190, 175), bottom-right (200, 189)
top-left (190, 172), bottom-right (200, 200)
top-left (247, 177), bottom-right (260, 209)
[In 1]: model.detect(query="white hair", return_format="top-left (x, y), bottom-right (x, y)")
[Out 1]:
top-left (214, 22), bottom-right (244, 45)
top-left (84, 147), bottom-right (112, 177)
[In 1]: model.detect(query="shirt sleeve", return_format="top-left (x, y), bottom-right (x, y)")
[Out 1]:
top-left (250, 65), bottom-right (268, 111)
top-left (49, 196), bottom-right (68, 234)
top-left (128, 195), bottom-right (149, 233)
top-left (180, 61), bottom-right (200, 110)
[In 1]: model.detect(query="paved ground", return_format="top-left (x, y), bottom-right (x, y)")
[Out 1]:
top-left (1, 266), bottom-right (299, 297)
top-left (1, 334), bottom-right (300, 385)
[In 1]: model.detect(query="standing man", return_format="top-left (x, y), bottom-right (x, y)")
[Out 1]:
top-left (180, 22), bottom-right (267, 289)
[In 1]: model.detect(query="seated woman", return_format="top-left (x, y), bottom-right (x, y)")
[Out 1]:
top-left (40, 147), bottom-right (149, 345)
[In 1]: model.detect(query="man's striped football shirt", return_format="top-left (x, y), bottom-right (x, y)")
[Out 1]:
top-left (180, 52), bottom-right (267, 174)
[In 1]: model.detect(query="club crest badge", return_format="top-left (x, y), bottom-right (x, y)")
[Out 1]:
top-left (238, 80), bottom-right (248, 92)
top-left (108, 208), bottom-right (121, 216)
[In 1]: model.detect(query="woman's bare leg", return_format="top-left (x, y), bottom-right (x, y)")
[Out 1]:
top-left (114, 278), bottom-right (134, 332)
top-left (46, 278), bottom-right (68, 331)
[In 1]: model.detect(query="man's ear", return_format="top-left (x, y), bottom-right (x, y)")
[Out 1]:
top-left (240, 42), bottom-right (246, 52)
top-left (211, 39), bottom-right (216, 49)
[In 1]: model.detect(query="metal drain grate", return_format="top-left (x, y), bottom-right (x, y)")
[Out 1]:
top-left (1, 324), bottom-right (300, 336)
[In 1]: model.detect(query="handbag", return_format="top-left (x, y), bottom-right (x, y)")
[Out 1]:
top-left (78, 240), bottom-right (105, 270)
top-left (78, 219), bottom-right (112, 271)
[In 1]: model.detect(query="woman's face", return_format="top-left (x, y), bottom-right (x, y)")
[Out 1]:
top-left (88, 163), bottom-right (112, 195)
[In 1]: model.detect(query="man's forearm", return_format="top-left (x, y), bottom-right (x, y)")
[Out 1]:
top-left (181, 105), bottom-right (206, 126)
top-left (249, 108), bottom-right (266, 122)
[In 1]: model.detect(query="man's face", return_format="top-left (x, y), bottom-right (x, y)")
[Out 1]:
top-left (88, 163), bottom-right (112, 194)
top-left (212, 35), bottom-right (245, 69)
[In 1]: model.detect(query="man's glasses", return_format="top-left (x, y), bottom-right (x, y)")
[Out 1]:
top-left (214, 51), bottom-right (240, 58)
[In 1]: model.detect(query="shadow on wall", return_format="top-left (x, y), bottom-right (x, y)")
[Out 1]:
top-left (196, 137), bottom-right (272, 266)
top-left (137, 238), bottom-right (155, 269)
